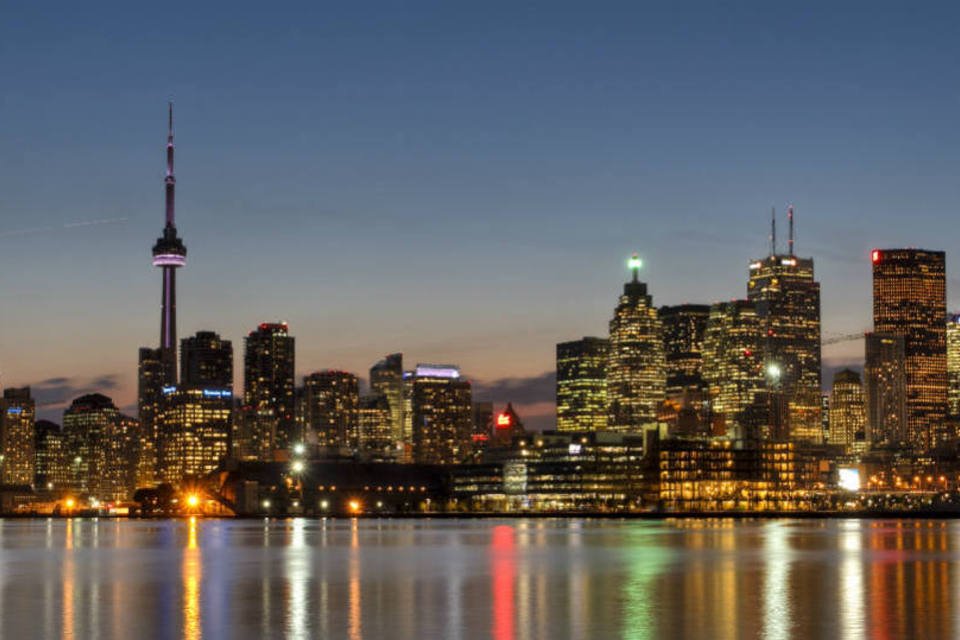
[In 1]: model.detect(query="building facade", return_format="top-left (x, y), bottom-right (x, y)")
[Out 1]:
top-left (0, 387), bottom-right (36, 485)
top-left (63, 394), bottom-right (137, 502)
top-left (409, 365), bottom-right (473, 464)
top-left (243, 322), bottom-right (296, 451)
top-left (864, 332), bottom-right (908, 447)
top-left (181, 331), bottom-right (233, 389)
top-left (872, 249), bottom-right (947, 449)
top-left (370, 353), bottom-right (404, 444)
top-left (606, 256), bottom-right (665, 432)
top-left (556, 337), bottom-right (609, 432)
top-left (303, 370), bottom-right (360, 451)
top-left (157, 387), bottom-right (233, 485)
top-left (829, 369), bottom-right (867, 454)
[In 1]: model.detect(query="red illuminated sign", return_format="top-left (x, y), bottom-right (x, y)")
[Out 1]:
top-left (871, 249), bottom-right (880, 264)
top-left (496, 413), bottom-right (512, 429)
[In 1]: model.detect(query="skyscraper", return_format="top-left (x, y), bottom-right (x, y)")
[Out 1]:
top-left (0, 387), bottom-right (36, 485)
top-left (864, 332), bottom-right (908, 447)
top-left (606, 254), bottom-right (665, 433)
top-left (748, 207), bottom-right (821, 443)
top-left (136, 348), bottom-right (165, 488)
top-left (702, 300), bottom-right (765, 439)
top-left (556, 337), bottom-right (609, 431)
top-left (370, 353), bottom-right (404, 443)
top-left (948, 315), bottom-right (960, 421)
top-left (872, 249), bottom-right (948, 449)
top-left (659, 305), bottom-right (710, 435)
top-left (302, 370), bottom-right (360, 451)
top-left (829, 369), bottom-right (867, 454)
top-left (243, 322), bottom-right (296, 451)
top-left (63, 394), bottom-right (137, 502)
top-left (409, 364), bottom-right (473, 464)
top-left (358, 394), bottom-right (393, 457)
top-left (181, 331), bottom-right (233, 389)
top-left (34, 420), bottom-right (67, 493)
top-left (157, 387), bottom-right (233, 485)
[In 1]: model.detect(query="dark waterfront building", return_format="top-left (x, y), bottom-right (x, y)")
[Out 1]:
top-left (370, 353), bottom-right (404, 444)
top-left (302, 370), bottom-right (360, 451)
top-left (606, 255), bottom-right (665, 432)
top-left (409, 365), bottom-right (473, 464)
top-left (136, 347), bottom-right (165, 487)
top-left (181, 331), bottom-right (233, 389)
top-left (157, 387), bottom-right (232, 485)
top-left (872, 248), bottom-right (948, 450)
top-left (659, 305), bottom-right (710, 436)
top-left (747, 208), bottom-right (822, 444)
top-left (0, 387), bottom-right (36, 485)
top-left (470, 401), bottom-right (494, 459)
top-left (243, 322), bottom-right (296, 452)
top-left (34, 420), bottom-right (66, 493)
top-left (63, 394), bottom-right (138, 502)
top-left (864, 332), bottom-right (908, 447)
top-left (556, 337), bottom-right (609, 432)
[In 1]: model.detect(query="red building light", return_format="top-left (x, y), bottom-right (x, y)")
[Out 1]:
top-left (871, 249), bottom-right (881, 264)
top-left (496, 413), bottom-right (513, 429)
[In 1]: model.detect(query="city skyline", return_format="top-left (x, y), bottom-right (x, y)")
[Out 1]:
top-left (6, 2), bottom-right (960, 430)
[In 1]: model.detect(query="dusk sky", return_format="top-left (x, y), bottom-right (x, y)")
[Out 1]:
top-left (3, 1), bottom-right (960, 427)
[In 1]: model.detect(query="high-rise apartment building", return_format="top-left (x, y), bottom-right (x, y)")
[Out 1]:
top-left (556, 337), bottom-right (609, 432)
top-left (136, 347), bottom-right (165, 487)
top-left (702, 300), bottom-right (765, 439)
top-left (243, 322), bottom-right (296, 451)
top-left (181, 331), bottom-right (233, 389)
top-left (864, 332), bottom-right (908, 447)
top-left (370, 353), bottom-right (404, 443)
top-left (829, 369), bottom-right (867, 454)
top-left (157, 387), bottom-right (232, 485)
top-left (358, 394), bottom-right (393, 456)
top-left (0, 387), bottom-right (36, 485)
top-left (748, 208), bottom-right (822, 443)
top-left (409, 365), bottom-right (473, 464)
top-left (63, 394), bottom-right (138, 502)
top-left (302, 370), bottom-right (360, 451)
top-left (606, 255), bottom-right (665, 432)
top-left (872, 248), bottom-right (947, 449)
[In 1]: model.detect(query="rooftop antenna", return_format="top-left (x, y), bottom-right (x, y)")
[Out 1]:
top-left (770, 206), bottom-right (776, 256)
top-left (788, 204), bottom-right (795, 256)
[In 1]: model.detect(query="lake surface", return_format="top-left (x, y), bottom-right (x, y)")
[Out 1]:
top-left (0, 517), bottom-right (956, 639)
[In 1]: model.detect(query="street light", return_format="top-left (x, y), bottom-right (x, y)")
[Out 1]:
top-left (291, 460), bottom-right (305, 474)
top-left (293, 443), bottom-right (305, 456)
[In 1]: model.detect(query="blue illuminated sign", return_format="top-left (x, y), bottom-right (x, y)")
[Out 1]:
top-left (202, 389), bottom-right (232, 398)
top-left (6, 408), bottom-right (22, 416)
top-left (162, 386), bottom-right (177, 395)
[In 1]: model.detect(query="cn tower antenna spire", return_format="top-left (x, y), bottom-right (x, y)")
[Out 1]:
top-left (788, 204), bottom-right (794, 256)
top-left (165, 101), bottom-right (176, 227)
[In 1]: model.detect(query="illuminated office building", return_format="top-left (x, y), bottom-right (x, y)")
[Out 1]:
top-left (34, 420), bottom-right (67, 493)
top-left (948, 315), bottom-right (960, 420)
top-left (606, 254), bottom-right (665, 432)
top-left (157, 387), bottom-right (233, 485)
top-left (748, 207), bottom-right (822, 443)
top-left (864, 332), bottom-right (908, 447)
top-left (556, 337), bottom-right (609, 432)
top-left (303, 370), bottom-right (360, 451)
top-left (0, 387), bottom-right (35, 485)
top-left (370, 353), bottom-right (404, 443)
top-left (181, 331), bottom-right (233, 389)
top-left (872, 249), bottom-right (947, 449)
top-left (409, 364), bottom-right (473, 464)
top-left (243, 322), bottom-right (296, 451)
top-left (63, 394), bottom-right (138, 502)
top-left (702, 300), bottom-right (765, 439)
top-left (829, 369), bottom-right (867, 454)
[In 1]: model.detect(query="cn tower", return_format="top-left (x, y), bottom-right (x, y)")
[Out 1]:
top-left (151, 102), bottom-right (187, 383)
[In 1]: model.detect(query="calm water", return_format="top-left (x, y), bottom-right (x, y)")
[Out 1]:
top-left (0, 517), bottom-right (957, 639)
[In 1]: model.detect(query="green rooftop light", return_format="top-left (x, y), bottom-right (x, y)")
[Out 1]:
top-left (628, 254), bottom-right (642, 271)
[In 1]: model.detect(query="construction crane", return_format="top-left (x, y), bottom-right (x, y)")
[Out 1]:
top-left (821, 332), bottom-right (867, 347)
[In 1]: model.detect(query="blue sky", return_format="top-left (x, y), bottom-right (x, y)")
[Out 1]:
top-left (3, 1), bottom-right (960, 426)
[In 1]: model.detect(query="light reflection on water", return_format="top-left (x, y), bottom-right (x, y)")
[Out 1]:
top-left (2, 518), bottom-right (960, 638)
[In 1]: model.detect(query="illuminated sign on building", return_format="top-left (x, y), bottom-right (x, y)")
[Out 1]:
top-left (838, 468), bottom-right (860, 492)
top-left (202, 389), bottom-right (232, 398)
top-left (496, 413), bottom-right (512, 428)
top-left (414, 365), bottom-right (460, 379)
